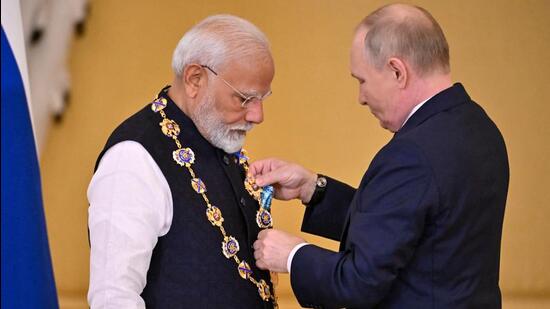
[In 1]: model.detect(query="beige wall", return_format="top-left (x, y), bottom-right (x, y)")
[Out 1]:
top-left (40, 0), bottom-right (550, 307)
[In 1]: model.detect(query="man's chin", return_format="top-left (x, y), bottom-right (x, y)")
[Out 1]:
top-left (223, 142), bottom-right (245, 154)
top-left (220, 135), bottom-right (246, 153)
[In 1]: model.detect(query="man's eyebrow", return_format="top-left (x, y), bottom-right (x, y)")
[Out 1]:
top-left (240, 89), bottom-right (268, 97)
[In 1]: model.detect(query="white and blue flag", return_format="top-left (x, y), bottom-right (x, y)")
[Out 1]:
top-left (1, 0), bottom-right (59, 308)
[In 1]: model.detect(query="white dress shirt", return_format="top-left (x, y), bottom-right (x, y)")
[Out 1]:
top-left (286, 96), bottom-right (432, 273)
top-left (87, 141), bottom-right (173, 308)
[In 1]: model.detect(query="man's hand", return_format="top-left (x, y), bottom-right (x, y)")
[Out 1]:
top-left (248, 158), bottom-right (317, 203)
top-left (253, 229), bottom-right (305, 273)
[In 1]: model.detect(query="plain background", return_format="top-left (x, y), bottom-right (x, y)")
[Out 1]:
top-left (39, 0), bottom-right (550, 307)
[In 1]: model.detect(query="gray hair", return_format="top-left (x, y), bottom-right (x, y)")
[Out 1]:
top-left (172, 14), bottom-right (271, 77)
top-left (359, 4), bottom-right (450, 76)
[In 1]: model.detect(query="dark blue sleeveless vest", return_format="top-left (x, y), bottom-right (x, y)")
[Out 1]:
top-left (95, 87), bottom-right (274, 308)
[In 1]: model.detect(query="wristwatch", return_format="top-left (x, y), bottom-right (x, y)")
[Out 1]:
top-left (304, 174), bottom-right (327, 206)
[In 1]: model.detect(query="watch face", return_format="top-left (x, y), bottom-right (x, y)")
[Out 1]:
top-left (317, 176), bottom-right (327, 188)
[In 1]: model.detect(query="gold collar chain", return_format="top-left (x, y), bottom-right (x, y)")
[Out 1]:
top-left (151, 95), bottom-right (277, 307)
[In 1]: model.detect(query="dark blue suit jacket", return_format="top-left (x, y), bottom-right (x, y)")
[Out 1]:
top-left (291, 84), bottom-right (509, 308)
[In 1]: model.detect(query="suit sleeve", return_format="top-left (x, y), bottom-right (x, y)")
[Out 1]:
top-left (301, 177), bottom-right (356, 241)
top-left (291, 140), bottom-right (438, 308)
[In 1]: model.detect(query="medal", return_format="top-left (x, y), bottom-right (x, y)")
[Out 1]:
top-left (256, 208), bottom-right (273, 229)
top-left (191, 178), bottom-right (207, 194)
top-left (173, 148), bottom-right (195, 167)
top-left (151, 97), bottom-right (167, 112)
top-left (222, 236), bottom-right (240, 258)
top-left (238, 260), bottom-right (253, 279)
top-left (160, 118), bottom-right (180, 137)
top-left (206, 206), bottom-right (224, 227)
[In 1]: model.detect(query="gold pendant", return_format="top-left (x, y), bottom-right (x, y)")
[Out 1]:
top-left (238, 260), bottom-right (252, 279)
top-left (151, 97), bottom-right (167, 112)
top-left (222, 236), bottom-right (240, 258)
top-left (256, 208), bottom-right (273, 228)
top-left (191, 178), bottom-right (207, 194)
top-left (173, 148), bottom-right (195, 167)
top-left (159, 118), bottom-right (180, 137)
top-left (206, 206), bottom-right (224, 227)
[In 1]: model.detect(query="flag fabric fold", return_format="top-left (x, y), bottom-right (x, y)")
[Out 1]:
top-left (1, 3), bottom-right (59, 307)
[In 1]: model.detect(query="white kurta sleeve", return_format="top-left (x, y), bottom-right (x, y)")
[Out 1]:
top-left (87, 141), bottom-right (172, 309)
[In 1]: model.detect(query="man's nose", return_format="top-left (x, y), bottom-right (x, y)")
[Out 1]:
top-left (245, 101), bottom-right (264, 124)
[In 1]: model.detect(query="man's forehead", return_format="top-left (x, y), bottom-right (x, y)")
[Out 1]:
top-left (350, 41), bottom-right (367, 64)
top-left (225, 56), bottom-right (271, 72)
top-left (221, 61), bottom-right (273, 96)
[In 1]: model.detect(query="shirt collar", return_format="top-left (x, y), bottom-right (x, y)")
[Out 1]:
top-left (400, 95), bottom-right (434, 129)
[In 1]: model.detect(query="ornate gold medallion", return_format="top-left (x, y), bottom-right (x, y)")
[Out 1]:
top-left (173, 148), bottom-right (195, 167)
top-left (191, 178), bottom-right (207, 194)
top-left (206, 206), bottom-right (224, 227)
top-left (222, 236), bottom-right (240, 258)
top-left (159, 118), bottom-right (180, 137)
top-left (256, 209), bottom-right (273, 228)
top-left (151, 97), bottom-right (167, 112)
top-left (238, 260), bottom-right (252, 279)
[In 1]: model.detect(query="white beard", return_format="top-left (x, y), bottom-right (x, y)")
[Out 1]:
top-left (191, 89), bottom-right (254, 153)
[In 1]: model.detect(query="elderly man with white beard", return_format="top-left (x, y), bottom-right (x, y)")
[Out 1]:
top-left (87, 15), bottom-right (277, 309)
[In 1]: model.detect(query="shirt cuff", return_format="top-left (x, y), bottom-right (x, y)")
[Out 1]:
top-left (287, 243), bottom-right (310, 274)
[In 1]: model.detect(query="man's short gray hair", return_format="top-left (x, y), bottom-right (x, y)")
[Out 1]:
top-left (172, 14), bottom-right (271, 77)
top-left (359, 4), bottom-right (450, 76)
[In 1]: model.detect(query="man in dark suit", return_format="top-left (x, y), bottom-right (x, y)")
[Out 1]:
top-left (251, 4), bottom-right (509, 308)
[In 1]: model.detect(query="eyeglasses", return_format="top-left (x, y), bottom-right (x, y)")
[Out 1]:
top-left (201, 65), bottom-right (272, 108)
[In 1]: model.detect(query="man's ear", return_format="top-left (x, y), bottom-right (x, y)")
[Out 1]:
top-left (183, 64), bottom-right (206, 98)
top-left (387, 57), bottom-right (408, 88)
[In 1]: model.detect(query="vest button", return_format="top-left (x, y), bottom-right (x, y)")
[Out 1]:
top-left (240, 197), bottom-right (247, 207)
top-left (223, 155), bottom-right (230, 165)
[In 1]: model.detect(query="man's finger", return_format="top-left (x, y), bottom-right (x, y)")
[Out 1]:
top-left (254, 248), bottom-right (262, 260)
top-left (257, 229), bottom-right (268, 240)
top-left (256, 259), bottom-right (267, 270)
top-left (249, 158), bottom-right (279, 177)
top-left (248, 159), bottom-right (268, 177)
top-left (255, 168), bottom-right (287, 187)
